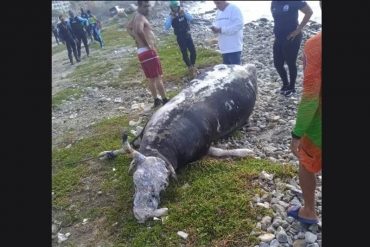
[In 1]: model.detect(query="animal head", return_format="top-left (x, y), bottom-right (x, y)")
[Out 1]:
top-left (123, 134), bottom-right (175, 223)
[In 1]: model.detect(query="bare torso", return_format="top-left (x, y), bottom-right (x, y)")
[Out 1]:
top-left (127, 13), bottom-right (157, 50)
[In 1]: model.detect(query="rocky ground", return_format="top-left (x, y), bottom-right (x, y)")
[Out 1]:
top-left (52, 2), bottom-right (322, 246)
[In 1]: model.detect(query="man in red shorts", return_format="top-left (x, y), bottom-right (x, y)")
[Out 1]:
top-left (288, 2), bottom-right (322, 225)
top-left (127, 1), bottom-right (169, 108)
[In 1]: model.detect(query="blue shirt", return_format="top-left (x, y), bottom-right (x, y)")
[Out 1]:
top-left (271, 1), bottom-right (307, 40)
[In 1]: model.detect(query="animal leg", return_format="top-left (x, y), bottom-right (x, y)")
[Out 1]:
top-left (98, 148), bottom-right (126, 160)
top-left (208, 146), bottom-right (254, 158)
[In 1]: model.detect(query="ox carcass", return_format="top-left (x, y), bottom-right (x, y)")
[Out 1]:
top-left (99, 64), bottom-right (258, 223)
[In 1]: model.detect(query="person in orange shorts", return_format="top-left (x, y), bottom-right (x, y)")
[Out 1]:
top-left (127, 1), bottom-right (169, 108)
top-left (288, 1), bottom-right (322, 225)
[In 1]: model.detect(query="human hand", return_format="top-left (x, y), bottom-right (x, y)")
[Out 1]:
top-left (287, 28), bottom-right (301, 40)
top-left (290, 138), bottom-right (301, 157)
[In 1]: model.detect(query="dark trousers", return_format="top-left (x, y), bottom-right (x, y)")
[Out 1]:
top-left (273, 33), bottom-right (302, 90)
top-left (65, 39), bottom-right (79, 64)
top-left (177, 34), bottom-right (196, 67)
top-left (75, 32), bottom-right (89, 57)
top-left (53, 31), bottom-right (59, 45)
top-left (222, 51), bottom-right (242, 65)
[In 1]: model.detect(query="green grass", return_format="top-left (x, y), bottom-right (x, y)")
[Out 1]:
top-left (52, 44), bottom-right (65, 55)
top-left (102, 24), bottom-right (135, 47)
top-left (52, 88), bottom-right (83, 107)
top-left (52, 113), bottom-right (296, 246)
top-left (52, 115), bottom-right (132, 171)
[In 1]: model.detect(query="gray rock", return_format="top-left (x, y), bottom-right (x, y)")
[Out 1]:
top-left (261, 216), bottom-right (272, 225)
top-left (278, 200), bottom-right (289, 208)
top-left (290, 197), bottom-right (302, 206)
top-left (269, 239), bottom-right (279, 247)
top-left (267, 226), bottom-right (275, 233)
top-left (297, 231), bottom-right (305, 239)
top-left (293, 239), bottom-right (306, 247)
top-left (272, 204), bottom-right (286, 216)
top-left (259, 243), bottom-right (269, 247)
top-left (281, 220), bottom-right (290, 229)
top-left (272, 218), bottom-right (282, 228)
top-left (305, 231), bottom-right (318, 243)
top-left (286, 216), bottom-right (295, 223)
top-left (308, 224), bottom-right (319, 233)
top-left (307, 244), bottom-right (319, 247)
top-left (276, 227), bottom-right (288, 243)
top-left (258, 233), bottom-right (275, 242)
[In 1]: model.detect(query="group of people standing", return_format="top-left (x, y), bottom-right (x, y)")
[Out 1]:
top-left (127, 0), bottom-right (322, 227)
top-left (53, 8), bottom-right (105, 65)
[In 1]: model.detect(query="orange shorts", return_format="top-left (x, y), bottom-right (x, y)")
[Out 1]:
top-left (298, 136), bottom-right (322, 173)
top-left (137, 49), bottom-right (163, 79)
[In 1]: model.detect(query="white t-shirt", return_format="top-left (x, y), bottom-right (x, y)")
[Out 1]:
top-left (213, 3), bottom-right (244, 54)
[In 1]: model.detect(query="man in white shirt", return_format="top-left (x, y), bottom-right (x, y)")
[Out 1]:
top-left (211, 1), bottom-right (244, 65)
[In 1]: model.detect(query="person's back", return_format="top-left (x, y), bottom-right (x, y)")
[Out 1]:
top-left (128, 11), bottom-right (156, 50)
top-left (69, 16), bottom-right (86, 35)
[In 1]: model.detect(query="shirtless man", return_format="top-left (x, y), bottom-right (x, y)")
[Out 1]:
top-left (127, 1), bottom-right (169, 108)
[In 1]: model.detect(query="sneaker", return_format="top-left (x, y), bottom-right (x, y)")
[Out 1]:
top-left (162, 98), bottom-right (169, 104)
top-left (284, 89), bottom-right (296, 97)
top-left (152, 98), bottom-right (162, 108)
top-left (280, 85), bottom-right (289, 94)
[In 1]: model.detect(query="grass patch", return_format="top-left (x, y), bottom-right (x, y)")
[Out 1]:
top-left (52, 88), bottom-right (83, 107)
top-left (68, 56), bottom-right (115, 83)
top-left (52, 115), bottom-right (132, 170)
top-left (52, 44), bottom-right (65, 55)
top-left (52, 165), bottom-right (86, 208)
top-left (109, 157), bottom-right (295, 246)
top-left (102, 25), bottom-right (135, 47)
top-left (166, 89), bottom-right (181, 99)
top-left (53, 112), bottom-right (296, 246)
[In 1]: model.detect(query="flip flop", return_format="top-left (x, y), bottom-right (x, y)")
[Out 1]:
top-left (287, 205), bottom-right (318, 225)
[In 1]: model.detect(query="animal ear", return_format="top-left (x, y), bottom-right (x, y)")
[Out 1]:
top-left (127, 150), bottom-right (146, 175)
top-left (128, 159), bottom-right (137, 175)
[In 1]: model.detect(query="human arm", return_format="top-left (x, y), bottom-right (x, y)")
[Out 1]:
top-left (287, 3), bottom-right (313, 40)
top-left (290, 137), bottom-right (300, 157)
top-left (184, 11), bottom-right (193, 22)
top-left (164, 15), bottom-right (173, 31)
top-left (77, 16), bottom-right (89, 27)
top-left (218, 5), bottom-right (243, 35)
top-left (136, 16), bottom-right (156, 50)
top-left (292, 38), bottom-right (321, 139)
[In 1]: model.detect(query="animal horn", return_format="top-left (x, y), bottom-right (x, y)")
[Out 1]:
top-left (122, 132), bottom-right (146, 173)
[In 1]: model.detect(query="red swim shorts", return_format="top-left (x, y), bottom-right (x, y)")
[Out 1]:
top-left (298, 135), bottom-right (322, 173)
top-left (137, 49), bottom-right (163, 79)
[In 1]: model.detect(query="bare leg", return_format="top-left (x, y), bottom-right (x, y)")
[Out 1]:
top-left (147, 78), bottom-right (157, 99)
top-left (154, 76), bottom-right (166, 99)
top-left (297, 163), bottom-right (318, 220)
top-left (208, 146), bottom-right (254, 158)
